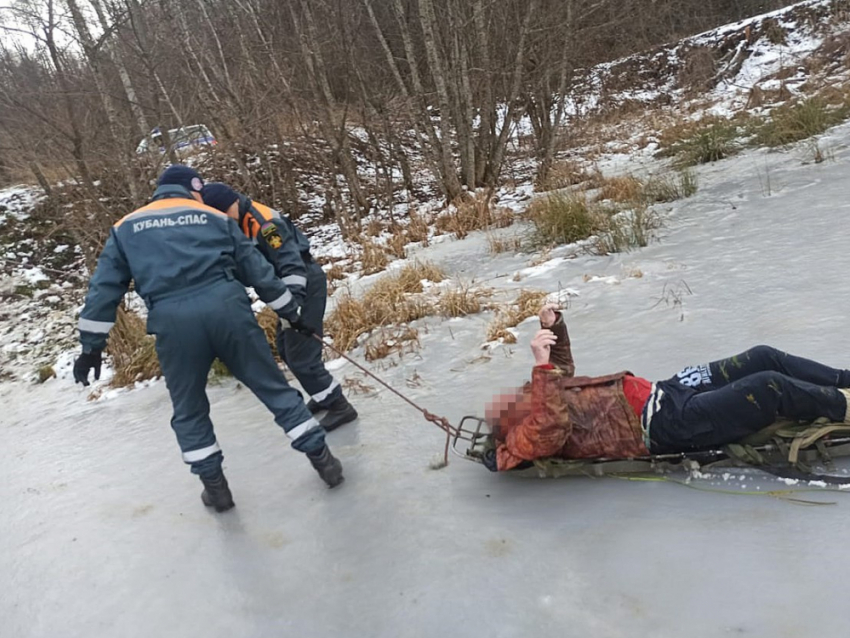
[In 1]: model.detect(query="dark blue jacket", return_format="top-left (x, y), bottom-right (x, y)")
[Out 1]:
top-left (235, 195), bottom-right (312, 306)
top-left (78, 185), bottom-right (300, 352)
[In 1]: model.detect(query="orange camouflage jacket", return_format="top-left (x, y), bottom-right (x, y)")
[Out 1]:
top-left (495, 314), bottom-right (649, 471)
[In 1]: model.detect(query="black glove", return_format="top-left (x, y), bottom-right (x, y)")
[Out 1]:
top-left (481, 449), bottom-right (498, 472)
top-left (73, 350), bottom-right (102, 386)
top-left (281, 315), bottom-right (316, 338)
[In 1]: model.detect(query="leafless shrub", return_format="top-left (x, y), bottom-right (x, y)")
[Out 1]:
top-left (678, 46), bottom-right (717, 93)
top-left (762, 17), bottom-right (788, 45)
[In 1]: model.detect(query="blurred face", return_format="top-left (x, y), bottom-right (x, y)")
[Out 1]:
top-left (224, 200), bottom-right (239, 220)
top-left (189, 191), bottom-right (204, 203)
top-left (485, 387), bottom-right (532, 441)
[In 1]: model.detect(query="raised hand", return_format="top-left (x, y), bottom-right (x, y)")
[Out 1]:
top-left (538, 303), bottom-right (560, 328)
top-left (530, 329), bottom-right (557, 366)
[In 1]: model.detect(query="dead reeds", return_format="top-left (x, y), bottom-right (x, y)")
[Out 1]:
top-left (485, 289), bottom-right (548, 343)
top-left (325, 260), bottom-right (446, 353)
top-left (437, 283), bottom-right (491, 318)
top-left (107, 305), bottom-right (161, 387)
top-left (359, 239), bottom-right (390, 275)
top-left (435, 191), bottom-right (515, 239)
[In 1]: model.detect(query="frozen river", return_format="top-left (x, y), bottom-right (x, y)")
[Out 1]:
top-left (5, 123), bottom-right (850, 637)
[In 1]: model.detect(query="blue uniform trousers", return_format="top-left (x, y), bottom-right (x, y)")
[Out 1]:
top-left (148, 279), bottom-right (325, 477)
top-left (276, 261), bottom-right (342, 407)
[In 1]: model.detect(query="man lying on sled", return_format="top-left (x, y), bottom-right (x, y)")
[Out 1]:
top-left (483, 304), bottom-right (850, 472)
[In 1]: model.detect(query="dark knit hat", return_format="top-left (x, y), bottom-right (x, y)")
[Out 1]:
top-left (202, 182), bottom-right (240, 213)
top-left (158, 164), bottom-right (204, 193)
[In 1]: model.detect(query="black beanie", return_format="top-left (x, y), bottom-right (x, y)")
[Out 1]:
top-left (202, 183), bottom-right (240, 213)
top-left (158, 164), bottom-right (204, 193)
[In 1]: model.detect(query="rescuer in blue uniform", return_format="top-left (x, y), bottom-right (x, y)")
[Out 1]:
top-left (73, 165), bottom-right (344, 513)
top-left (201, 183), bottom-right (358, 432)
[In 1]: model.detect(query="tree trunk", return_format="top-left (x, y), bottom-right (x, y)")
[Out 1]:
top-left (65, 0), bottom-right (138, 200)
top-left (90, 0), bottom-right (151, 139)
top-left (418, 0), bottom-right (464, 200)
top-left (43, 0), bottom-right (93, 189)
top-left (485, 0), bottom-right (536, 186)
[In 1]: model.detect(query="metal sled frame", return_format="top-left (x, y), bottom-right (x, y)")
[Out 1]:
top-left (451, 415), bottom-right (850, 479)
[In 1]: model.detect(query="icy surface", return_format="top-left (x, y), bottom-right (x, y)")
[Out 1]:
top-left (5, 119), bottom-right (850, 636)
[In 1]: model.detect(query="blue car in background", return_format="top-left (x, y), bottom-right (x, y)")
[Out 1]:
top-left (135, 125), bottom-right (217, 156)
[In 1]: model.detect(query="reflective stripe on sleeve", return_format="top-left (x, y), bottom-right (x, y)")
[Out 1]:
top-left (182, 442), bottom-right (221, 463)
top-left (282, 275), bottom-right (307, 288)
top-left (267, 289), bottom-right (294, 310)
top-left (287, 417), bottom-right (321, 441)
top-left (78, 318), bottom-right (115, 333)
top-left (311, 379), bottom-right (340, 404)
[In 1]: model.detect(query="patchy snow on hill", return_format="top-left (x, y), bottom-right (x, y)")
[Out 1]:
top-left (5, 1), bottom-right (850, 636)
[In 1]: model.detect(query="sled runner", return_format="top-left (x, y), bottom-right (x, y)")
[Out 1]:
top-left (451, 415), bottom-right (850, 483)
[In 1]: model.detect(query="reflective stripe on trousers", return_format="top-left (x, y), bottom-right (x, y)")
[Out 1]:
top-left (182, 441), bottom-right (221, 463)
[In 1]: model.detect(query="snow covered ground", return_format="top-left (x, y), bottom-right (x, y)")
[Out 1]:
top-left (5, 114), bottom-right (850, 637)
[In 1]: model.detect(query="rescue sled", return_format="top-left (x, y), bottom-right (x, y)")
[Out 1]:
top-left (451, 415), bottom-right (850, 483)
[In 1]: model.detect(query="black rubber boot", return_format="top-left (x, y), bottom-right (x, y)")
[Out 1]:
top-left (318, 394), bottom-right (358, 432)
top-left (200, 471), bottom-right (235, 512)
top-left (307, 445), bottom-right (344, 488)
top-left (306, 399), bottom-right (323, 414)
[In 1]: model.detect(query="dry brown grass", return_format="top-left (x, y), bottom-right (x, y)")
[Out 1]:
top-left (535, 160), bottom-right (593, 191)
top-left (365, 218), bottom-right (384, 237)
top-left (364, 325), bottom-right (421, 361)
top-left (256, 306), bottom-right (281, 359)
top-left (359, 239), bottom-right (390, 275)
top-left (325, 263), bottom-right (346, 282)
top-left (527, 193), bottom-right (607, 246)
top-left (529, 247), bottom-right (552, 267)
top-left (406, 209), bottom-right (431, 245)
top-left (393, 260), bottom-right (446, 291)
top-left (435, 191), bottom-right (515, 239)
top-left (485, 289), bottom-right (548, 342)
top-left (437, 283), bottom-right (491, 318)
top-left (107, 306), bottom-right (161, 387)
top-left (595, 175), bottom-right (644, 203)
top-left (324, 262), bottom-right (347, 296)
top-left (385, 231), bottom-right (408, 259)
top-left (486, 232), bottom-right (524, 254)
top-left (325, 260), bottom-right (446, 352)
top-left (341, 376), bottom-right (376, 395)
